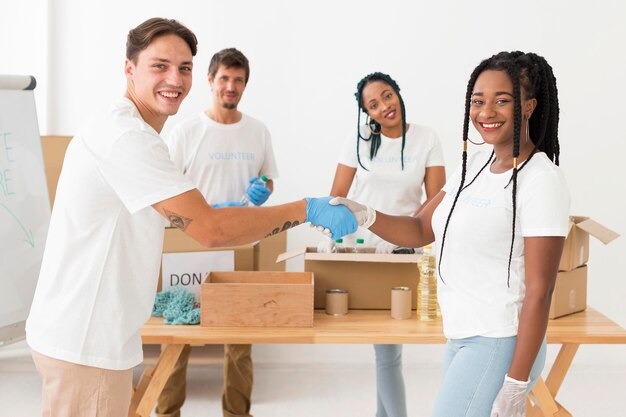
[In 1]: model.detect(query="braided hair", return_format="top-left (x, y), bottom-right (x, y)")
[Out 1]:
top-left (438, 51), bottom-right (560, 287)
top-left (354, 72), bottom-right (407, 170)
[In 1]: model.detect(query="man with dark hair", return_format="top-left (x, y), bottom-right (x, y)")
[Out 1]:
top-left (25, 18), bottom-right (355, 417)
top-left (157, 47), bottom-right (273, 417)
top-left (209, 47), bottom-right (250, 84)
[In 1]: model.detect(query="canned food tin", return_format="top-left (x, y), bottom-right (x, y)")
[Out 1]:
top-left (325, 289), bottom-right (349, 316)
top-left (391, 286), bottom-right (412, 320)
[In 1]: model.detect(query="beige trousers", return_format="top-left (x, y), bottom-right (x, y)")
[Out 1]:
top-left (31, 349), bottom-right (133, 417)
top-left (156, 344), bottom-right (253, 417)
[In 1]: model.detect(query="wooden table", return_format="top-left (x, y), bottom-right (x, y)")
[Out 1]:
top-left (130, 307), bottom-right (626, 417)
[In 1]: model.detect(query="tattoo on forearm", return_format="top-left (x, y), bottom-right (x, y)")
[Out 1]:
top-left (165, 209), bottom-right (193, 231)
top-left (265, 220), bottom-right (300, 237)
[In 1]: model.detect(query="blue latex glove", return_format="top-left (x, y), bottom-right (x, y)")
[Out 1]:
top-left (212, 201), bottom-right (247, 208)
top-left (247, 177), bottom-right (271, 206)
top-left (304, 197), bottom-right (357, 239)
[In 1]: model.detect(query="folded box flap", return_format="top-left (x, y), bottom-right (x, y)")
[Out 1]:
top-left (276, 247), bottom-right (306, 263)
top-left (276, 247), bottom-right (421, 263)
top-left (577, 219), bottom-right (620, 244)
top-left (304, 252), bottom-right (421, 263)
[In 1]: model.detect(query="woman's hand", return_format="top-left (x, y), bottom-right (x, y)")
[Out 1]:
top-left (490, 374), bottom-right (528, 417)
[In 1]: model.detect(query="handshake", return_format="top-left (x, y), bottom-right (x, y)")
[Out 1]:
top-left (305, 197), bottom-right (376, 239)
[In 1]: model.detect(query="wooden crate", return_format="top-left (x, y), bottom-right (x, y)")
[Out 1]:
top-left (201, 271), bottom-right (314, 327)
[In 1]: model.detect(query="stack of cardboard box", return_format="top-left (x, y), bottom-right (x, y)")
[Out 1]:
top-left (549, 216), bottom-right (619, 319)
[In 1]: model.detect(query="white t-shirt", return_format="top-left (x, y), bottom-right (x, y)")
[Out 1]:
top-left (338, 123), bottom-right (444, 245)
top-left (166, 112), bottom-right (279, 204)
top-left (26, 98), bottom-right (196, 370)
top-left (431, 149), bottom-right (570, 339)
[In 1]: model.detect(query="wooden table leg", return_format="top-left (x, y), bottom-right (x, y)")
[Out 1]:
top-left (128, 344), bottom-right (186, 417)
top-left (546, 344), bottom-right (579, 397)
top-left (527, 343), bottom-right (579, 417)
top-left (528, 378), bottom-right (560, 417)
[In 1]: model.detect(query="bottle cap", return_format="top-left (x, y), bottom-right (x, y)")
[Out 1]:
top-left (335, 238), bottom-right (343, 243)
top-left (260, 175), bottom-right (269, 182)
top-left (356, 238), bottom-right (364, 244)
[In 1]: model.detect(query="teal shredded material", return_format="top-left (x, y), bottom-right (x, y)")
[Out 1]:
top-left (152, 287), bottom-right (200, 325)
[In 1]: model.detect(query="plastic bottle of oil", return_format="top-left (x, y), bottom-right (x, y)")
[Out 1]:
top-left (417, 245), bottom-right (438, 321)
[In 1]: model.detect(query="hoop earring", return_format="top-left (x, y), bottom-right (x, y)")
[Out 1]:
top-left (368, 117), bottom-right (381, 135)
top-left (525, 119), bottom-right (530, 144)
top-left (467, 137), bottom-right (485, 145)
top-left (468, 118), bottom-right (484, 145)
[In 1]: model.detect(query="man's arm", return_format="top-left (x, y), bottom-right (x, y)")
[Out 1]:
top-left (153, 189), bottom-right (306, 247)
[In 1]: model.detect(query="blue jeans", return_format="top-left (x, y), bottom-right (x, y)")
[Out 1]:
top-left (431, 336), bottom-right (546, 417)
top-left (374, 344), bottom-right (407, 417)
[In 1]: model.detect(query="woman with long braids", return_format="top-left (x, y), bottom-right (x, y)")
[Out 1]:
top-left (331, 52), bottom-right (570, 417)
top-left (329, 72), bottom-right (445, 417)
top-left (331, 72), bottom-right (445, 249)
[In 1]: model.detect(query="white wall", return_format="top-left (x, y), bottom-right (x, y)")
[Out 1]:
top-left (0, 0), bottom-right (48, 132)
top-left (9, 0), bottom-right (626, 365)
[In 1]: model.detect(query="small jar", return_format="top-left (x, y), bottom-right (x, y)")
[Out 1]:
top-left (355, 238), bottom-right (366, 253)
top-left (391, 286), bottom-right (412, 320)
top-left (325, 289), bottom-right (349, 316)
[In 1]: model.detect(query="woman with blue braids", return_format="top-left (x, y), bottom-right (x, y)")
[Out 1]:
top-left (330, 72), bottom-right (446, 417)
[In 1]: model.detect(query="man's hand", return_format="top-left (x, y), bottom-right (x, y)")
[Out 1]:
top-left (247, 177), bottom-right (271, 206)
top-left (304, 197), bottom-right (357, 239)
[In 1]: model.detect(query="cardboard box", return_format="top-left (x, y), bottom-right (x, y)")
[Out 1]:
top-left (160, 228), bottom-right (287, 294)
top-left (254, 232), bottom-right (288, 272)
top-left (277, 248), bottom-right (421, 310)
top-left (559, 216), bottom-right (619, 271)
top-left (163, 227), bottom-right (256, 268)
top-left (40, 135), bottom-right (73, 207)
top-left (201, 271), bottom-right (313, 327)
top-left (162, 227), bottom-right (286, 270)
top-left (549, 265), bottom-right (587, 319)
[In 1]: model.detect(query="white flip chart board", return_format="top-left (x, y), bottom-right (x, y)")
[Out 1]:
top-left (0, 75), bottom-right (50, 346)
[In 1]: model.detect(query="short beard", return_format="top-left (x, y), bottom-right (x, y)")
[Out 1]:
top-left (222, 102), bottom-right (237, 110)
